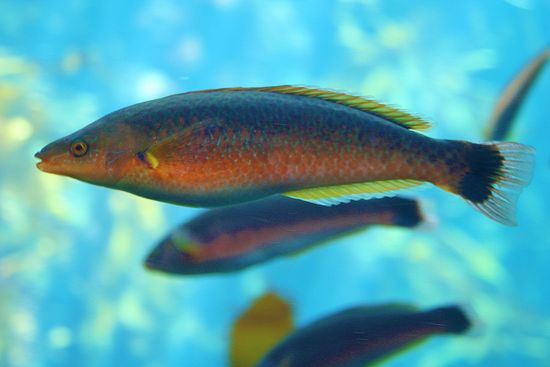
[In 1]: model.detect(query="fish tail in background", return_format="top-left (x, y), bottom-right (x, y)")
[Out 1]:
top-left (429, 305), bottom-right (472, 334)
top-left (452, 141), bottom-right (535, 226)
top-left (230, 292), bottom-right (294, 367)
top-left (485, 46), bottom-right (550, 141)
top-left (391, 198), bottom-right (424, 228)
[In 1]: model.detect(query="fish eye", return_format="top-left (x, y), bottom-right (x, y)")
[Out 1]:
top-left (70, 139), bottom-right (88, 157)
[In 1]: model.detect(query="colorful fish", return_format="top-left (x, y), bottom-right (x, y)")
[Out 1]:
top-left (144, 196), bottom-right (423, 275)
top-left (230, 293), bottom-right (471, 367)
top-left (35, 85), bottom-right (534, 225)
top-left (485, 46), bottom-right (550, 141)
top-left (230, 292), bottom-right (293, 367)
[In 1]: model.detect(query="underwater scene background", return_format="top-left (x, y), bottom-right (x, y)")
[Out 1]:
top-left (1, 0), bottom-right (550, 366)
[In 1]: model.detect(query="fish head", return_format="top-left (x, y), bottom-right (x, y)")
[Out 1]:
top-left (144, 229), bottom-right (204, 274)
top-left (34, 119), bottom-right (144, 187)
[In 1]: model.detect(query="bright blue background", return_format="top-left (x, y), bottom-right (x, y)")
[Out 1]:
top-left (1, 0), bottom-right (549, 366)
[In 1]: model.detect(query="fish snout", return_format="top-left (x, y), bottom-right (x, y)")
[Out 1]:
top-left (34, 141), bottom-right (65, 173)
top-left (144, 251), bottom-right (159, 269)
top-left (144, 245), bottom-right (170, 272)
top-left (144, 239), bottom-right (195, 273)
top-left (34, 149), bottom-right (47, 171)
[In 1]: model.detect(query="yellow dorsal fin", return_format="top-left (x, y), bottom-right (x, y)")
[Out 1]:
top-left (188, 85), bottom-right (431, 131)
top-left (284, 179), bottom-right (424, 206)
top-left (230, 292), bottom-right (294, 367)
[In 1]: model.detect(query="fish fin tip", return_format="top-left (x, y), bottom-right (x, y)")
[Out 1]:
top-left (430, 305), bottom-right (473, 334)
top-left (388, 197), bottom-right (426, 228)
top-left (485, 45), bottom-right (550, 141)
top-left (457, 302), bottom-right (484, 338)
top-left (458, 142), bottom-right (535, 226)
top-left (413, 198), bottom-right (439, 231)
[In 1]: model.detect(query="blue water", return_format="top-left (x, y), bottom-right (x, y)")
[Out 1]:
top-left (1, 1), bottom-right (550, 366)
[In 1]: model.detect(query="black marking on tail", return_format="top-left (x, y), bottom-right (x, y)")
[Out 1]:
top-left (456, 142), bottom-right (534, 226)
top-left (459, 144), bottom-right (504, 204)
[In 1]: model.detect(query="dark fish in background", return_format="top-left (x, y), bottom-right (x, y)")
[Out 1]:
top-left (258, 303), bottom-right (470, 367)
top-left (144, 196), bottom-right (423, 275)
top-left (229, 292), bottom-right (471, 367)
top-left (35, 85), bottom-right (533, 225)
top-left (485, 46), bottom-right (550, 141)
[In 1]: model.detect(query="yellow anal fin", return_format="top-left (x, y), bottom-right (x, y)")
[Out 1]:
top-left (187, 85), bottom-right (431, 131)
top-left (230, 292), bottom-right (294, 367)
top-left (283, 179), bottom-right (424, 206)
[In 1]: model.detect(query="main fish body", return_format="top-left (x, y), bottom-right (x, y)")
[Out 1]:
top-left (84, 89), bottom-right (438, 205)
top-left (145, 196), bottom-right (423, 275)
top-left (35, 86), bottom-right (534, 225)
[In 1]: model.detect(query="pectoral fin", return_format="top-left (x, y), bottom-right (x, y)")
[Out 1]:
top-left (141, 119), bottom-right (223, 167)
top-left (137, 151), bottom-right (159, 169)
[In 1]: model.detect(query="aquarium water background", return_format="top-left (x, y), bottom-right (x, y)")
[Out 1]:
top-left (1, 0), bottom-right (550, 366)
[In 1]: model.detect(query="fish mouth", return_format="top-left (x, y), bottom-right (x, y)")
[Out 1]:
top-left (144, 241), bottom-right (195, 274)
top-left (34, 150), bottom-right (46, 171)
top-left (143, 252), bottom-right (166, 274)
top-left (143, 253), bottom-right (158, 269)
top-left (144, 244), bottom-right (165, 270)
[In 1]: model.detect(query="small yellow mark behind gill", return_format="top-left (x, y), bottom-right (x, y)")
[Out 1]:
top-left (144, 151), bottom-right (159, 169)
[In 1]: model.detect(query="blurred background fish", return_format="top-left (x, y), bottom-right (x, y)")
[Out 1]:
top-left (230, 292), bottom-right (293, 367)
top-left (230, 292), bottom-right (471, 367)
top-left (144, 196), bottom-right (424, 275)
top-left (484, 46), bottom-right (550, 141)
